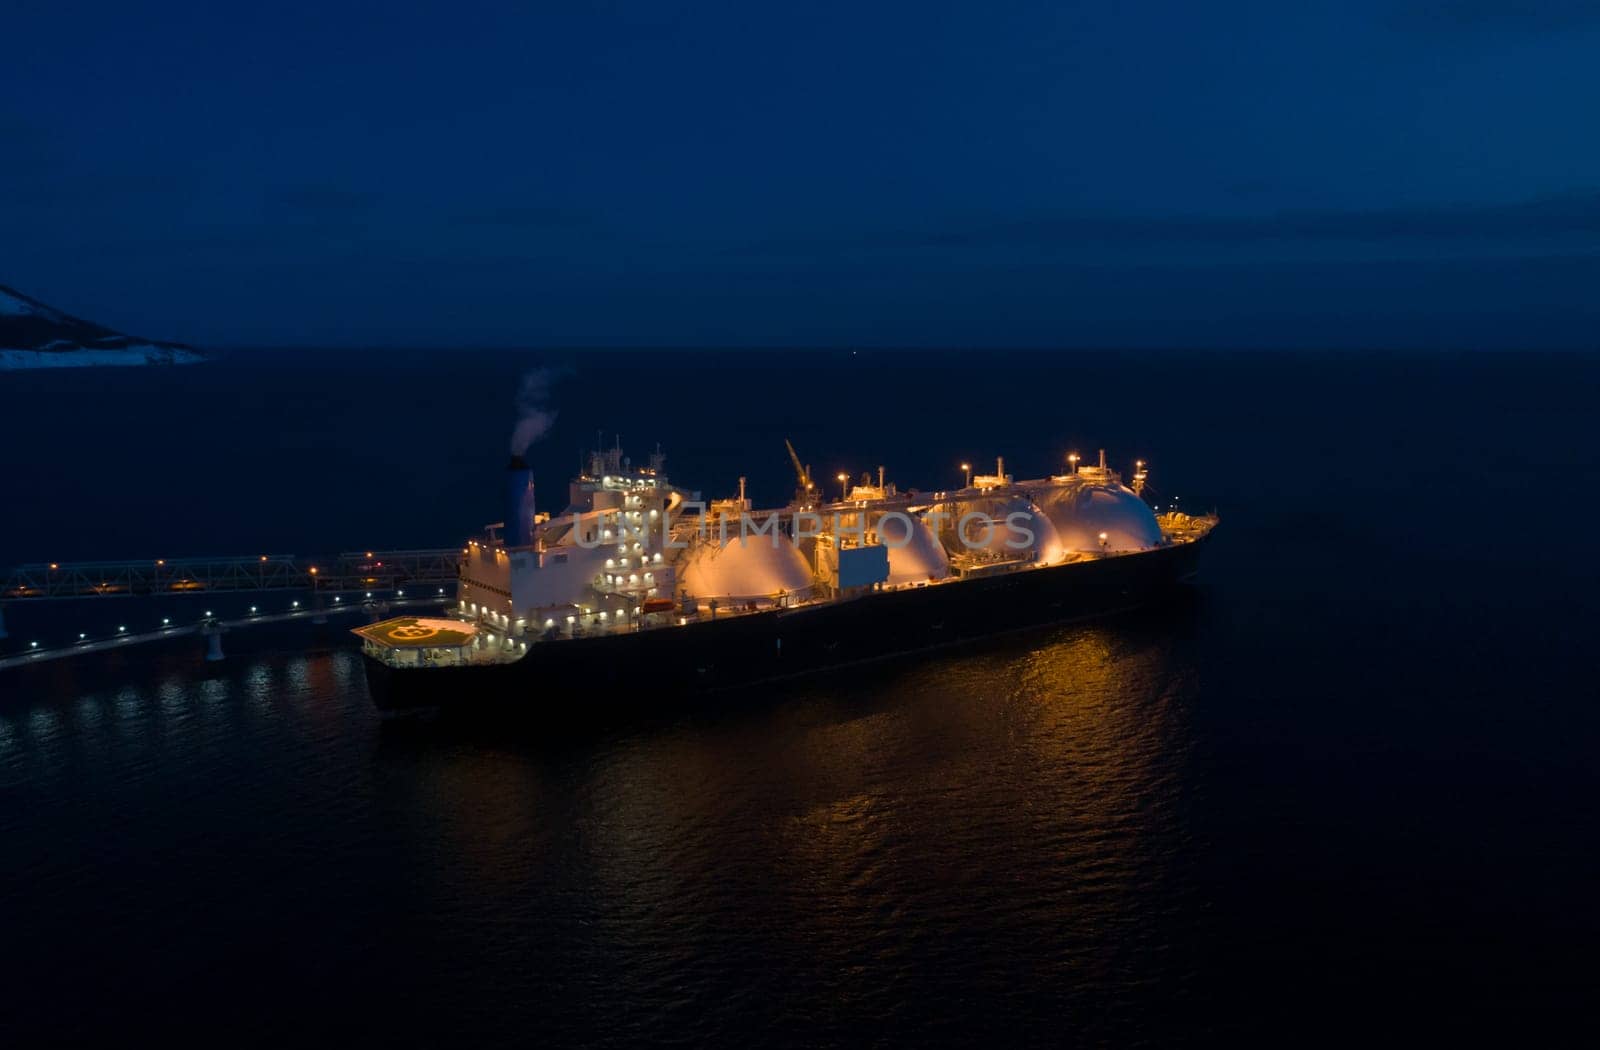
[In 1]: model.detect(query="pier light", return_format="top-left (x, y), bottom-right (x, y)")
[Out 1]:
top-left (366, 592), bottom-right (372, 598)
top-left (961, 463), bottom-right (971, 488)
top-left (292, 601), bottom-right (300, 608)
top-left (49, 563), bottom-right (58, 570)
top-left (249, 606), bottom-right (257, 614)
top-left (1068, 452), bottom-right (1080, 473)
top-left (397, 590), bottom-right (404, 597)
top-left (260, 555), bottom-right (267, 562)
top-left (79, 633), bottom-right (87, 640)
top-left (30, 641), bottom-right (38, 648)
top-left (309, 567), bottom-right (318, 575)
top-left (162, 618), bottom-right (170, 625)
top-left (118, 626), bottom-right (126, 633)
top-left (1097, 531), bottom-right (1108, 549)
top-left (156, 560), bottom-right (164, 567)
top-left (334, 597), bottom-right (341, 603)
top-left (837, 472), bottom-right (848, 500)
top-left (204, 610), bottom-right (212, 617)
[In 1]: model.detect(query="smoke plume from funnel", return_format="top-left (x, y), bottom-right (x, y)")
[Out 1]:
top-left (510, 367), bottom-right (560, 455)
top-left (506, 454), bottom-right (536, 548)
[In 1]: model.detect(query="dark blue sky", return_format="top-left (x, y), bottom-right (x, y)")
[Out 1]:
top-left (4, 0), bottom-right (1598, 349)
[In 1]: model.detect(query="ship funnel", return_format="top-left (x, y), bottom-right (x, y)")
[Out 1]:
top-left (506, 455), bottom-right (536, 548)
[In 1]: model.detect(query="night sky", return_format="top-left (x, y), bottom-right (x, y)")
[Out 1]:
top-left (4, 0), bottom-right (1598, 349)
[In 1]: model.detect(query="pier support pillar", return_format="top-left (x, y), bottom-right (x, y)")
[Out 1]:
top-left (201, 622), bottom-right (225, 662)
top-left (0, 601), bottom-right (8, 640)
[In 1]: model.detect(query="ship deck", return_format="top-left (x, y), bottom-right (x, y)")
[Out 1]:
top-left (361, 514), bottom-right (1217, 671)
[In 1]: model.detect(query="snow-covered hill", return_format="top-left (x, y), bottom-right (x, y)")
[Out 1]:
top-left (0, 284), bottom-right (204, 369)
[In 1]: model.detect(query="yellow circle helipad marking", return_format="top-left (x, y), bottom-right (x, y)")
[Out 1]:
top-left (390, 625), bottom-right (440, 640)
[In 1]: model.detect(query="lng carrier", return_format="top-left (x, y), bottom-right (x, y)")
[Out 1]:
top-left (356, 439), bottom-right (1216, 713)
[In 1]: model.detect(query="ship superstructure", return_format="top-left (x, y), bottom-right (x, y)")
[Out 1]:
top-left (456, 439), bottom-right (689, 647)
top-left (361, 438), bottom-right (1216, 682)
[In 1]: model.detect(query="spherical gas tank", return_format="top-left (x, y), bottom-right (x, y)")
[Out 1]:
top-left (1034, 483), bottom-right (1164, 553)
top-left (835, 509), bottom-right (951, 586)
top-left (929, 496), bottom-right (1066, 564)
top-left (876, 512), bottom-right (951, 585)
top-left (677, 533), bottom-right (814, 604)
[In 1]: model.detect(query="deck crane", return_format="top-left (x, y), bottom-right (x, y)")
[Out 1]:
top-left (785, 439), bottom-right (816, 504)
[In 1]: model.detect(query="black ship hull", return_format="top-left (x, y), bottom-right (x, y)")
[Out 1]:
top-left (362, 534), bottom-right (1210, 716)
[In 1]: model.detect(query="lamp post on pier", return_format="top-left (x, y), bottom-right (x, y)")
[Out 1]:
top-left (309, 565), bottom-right (328, 624)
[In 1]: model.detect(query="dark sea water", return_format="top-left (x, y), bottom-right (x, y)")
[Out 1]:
top-left (3, 349), bottom-right (1598, 1046)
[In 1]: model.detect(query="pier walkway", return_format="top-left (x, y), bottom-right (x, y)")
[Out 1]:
top-left (0, 596), bottom-right (454, 671)
top-left (2, 550), bottom-right (459, 602)
top-left (0, 549), bottom-right (462, 666)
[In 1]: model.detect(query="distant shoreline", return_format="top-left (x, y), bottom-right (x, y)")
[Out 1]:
top-left (0, 347), bottom-right (205, 370)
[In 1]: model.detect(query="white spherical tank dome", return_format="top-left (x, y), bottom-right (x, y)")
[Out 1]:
top-left (876, 512), bottom-right (951, 585)
top-left (677, 534), bottom-right (814, 604)
top-left (1035, 484), bottom-right (1164, 552)
top-left (930, 496), bottom-right (1066, 564)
